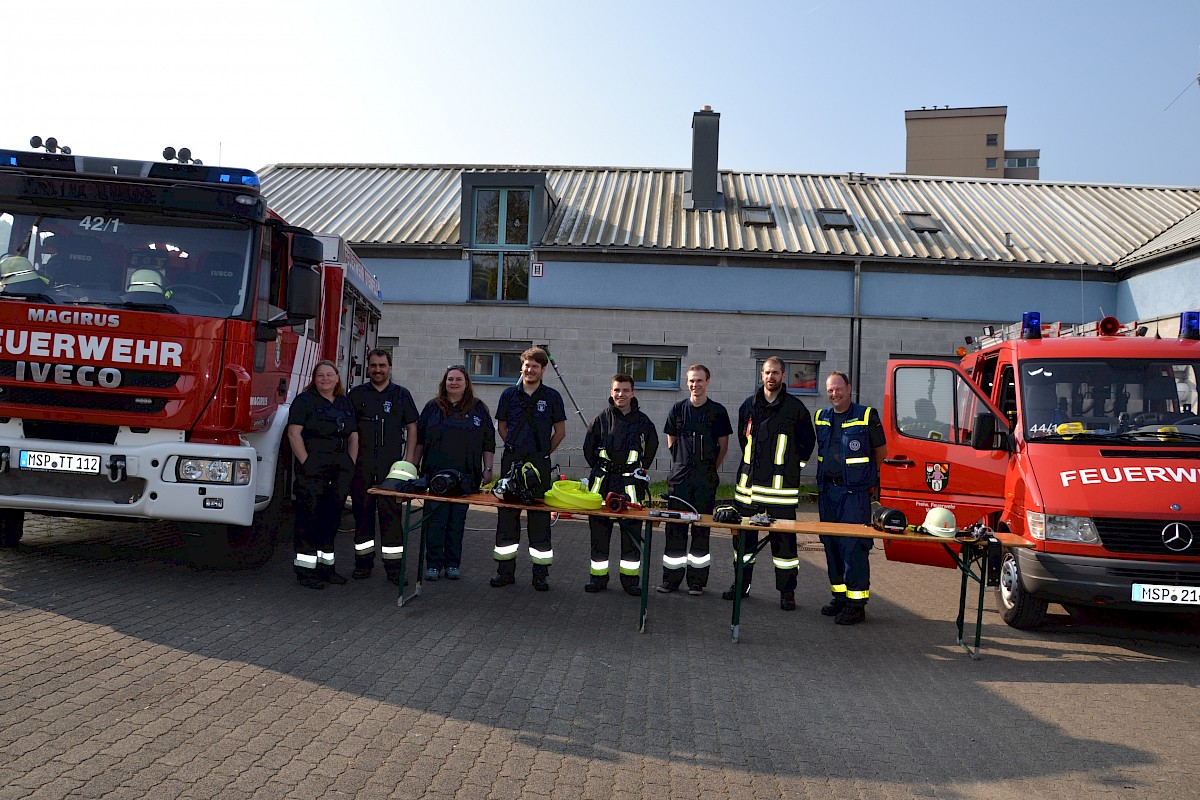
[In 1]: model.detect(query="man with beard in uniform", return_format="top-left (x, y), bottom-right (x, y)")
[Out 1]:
top-left (348, 349), bottom-right (419, 583)
top-left (726, 356), bottom-right (815, 611)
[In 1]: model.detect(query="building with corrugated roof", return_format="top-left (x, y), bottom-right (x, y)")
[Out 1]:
top-left (258, 108), bottom-right (1200, 477)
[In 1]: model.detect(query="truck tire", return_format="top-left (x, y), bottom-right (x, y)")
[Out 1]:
top-left (182, 455), bottom-right (288, 569)
top-left (996, 548), bottom-right (1048, 630)
top-left (0, 509), bottom-right (23, 547)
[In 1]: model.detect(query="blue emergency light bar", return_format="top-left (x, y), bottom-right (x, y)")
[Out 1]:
top-left (0, 148), bottom-right (260, 190)
top-left (1182, 311), bottom-right (1200, 341)
top-left (1021, 311), bottom-right (1042, 340)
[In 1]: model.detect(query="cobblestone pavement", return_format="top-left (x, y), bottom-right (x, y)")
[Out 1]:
top-left (1, 506), bottom-right (1197, 800)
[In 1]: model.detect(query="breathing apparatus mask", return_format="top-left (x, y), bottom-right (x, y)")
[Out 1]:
top-left (493, 461), bottom-right (541, 505)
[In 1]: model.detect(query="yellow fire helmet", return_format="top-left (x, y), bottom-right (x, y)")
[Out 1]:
top-left (543, 479), bottom-right (604, 510)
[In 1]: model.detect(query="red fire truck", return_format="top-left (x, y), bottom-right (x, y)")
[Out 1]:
top-left (0, 145), bottom-right (380, 566)
top-left (880, 311), bottom-right (1200, 628)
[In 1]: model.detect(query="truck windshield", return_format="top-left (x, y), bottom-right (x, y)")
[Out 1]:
top-left (0, 211), bottom-right (253, 319)
top-left (1020, 358), bottom-right (1200, 438)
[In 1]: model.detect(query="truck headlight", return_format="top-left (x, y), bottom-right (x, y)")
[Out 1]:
top-left (1026, 511), bottom-right (1100, 544)
top-left (177, 458), bottom-right (252, 485)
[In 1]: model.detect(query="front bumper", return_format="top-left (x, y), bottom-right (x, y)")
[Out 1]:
top-left (0, 431), bottom-right (260, 526)
top-left (1016, 547), bottom-right (1200, 611)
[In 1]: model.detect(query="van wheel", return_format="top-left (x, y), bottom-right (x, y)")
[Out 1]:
top-left (996, 549), bottom-right (1048, 629)
top-left (0, 509), bottom-right (23, 547)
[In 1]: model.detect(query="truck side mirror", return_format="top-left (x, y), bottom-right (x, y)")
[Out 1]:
top-left (971, 412), bottom-right (1009, 451)
top-left (286, 264), bottom-right (321, 321)
top-left (291, 234), bottom-right (324, 267)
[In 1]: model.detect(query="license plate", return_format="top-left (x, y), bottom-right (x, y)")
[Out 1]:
top-left (19, 450), bottom-right (102, 474)
top-left (1132, 583), bottom-right (1200, 605)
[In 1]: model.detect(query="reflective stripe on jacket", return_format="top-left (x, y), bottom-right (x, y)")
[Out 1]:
top-left (814, 402), bottom-right (879, 489)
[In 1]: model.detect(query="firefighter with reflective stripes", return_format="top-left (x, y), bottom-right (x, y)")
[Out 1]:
top-left (658, 364), bottom-right (732, 595)
top-left (815, 371), bottom-right (887, 625)
top-left (726, 356), bottom-right (816, 610)
top-left (348, 349), bottom-right (418, 584)
top-left (490, 348), bottom-right (566, 592)
top-left (287, 361), bottom-right (359, 590)
top-left (582, 374), bottom-right (659, 595)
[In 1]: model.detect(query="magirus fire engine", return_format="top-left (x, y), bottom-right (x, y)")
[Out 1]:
top-left (0, 142), bottom-right (380, 566)
top-left (880, 310), bottom-right (1200, 629)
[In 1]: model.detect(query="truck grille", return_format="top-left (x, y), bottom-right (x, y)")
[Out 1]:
top-left (0, 471), bottom-right (145, 505)
top-left (1104, 566), bottom-right (1200, 587)
top-left (1094, 517), bottom-right (1200, 557)
top-left (0, 362), bottom-right (179, 389)
top-left (0, 386), bottom-right (168, 413)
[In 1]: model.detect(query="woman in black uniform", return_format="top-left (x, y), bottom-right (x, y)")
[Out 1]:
top-left (412, 365), bottom-right (495, 581)
top-left (287, 360), bottom-right (359, 589)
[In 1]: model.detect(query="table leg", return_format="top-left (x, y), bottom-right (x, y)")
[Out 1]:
top-left (639, 519), bottom-right (652, 633)
top-left (732, 533), bottom-right (744, 642)
top-left (396, 500), bottom-right (427, 608)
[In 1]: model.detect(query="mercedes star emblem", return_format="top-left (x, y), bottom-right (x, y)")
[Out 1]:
top-left (1161, 523), bottom-right (1194, 553)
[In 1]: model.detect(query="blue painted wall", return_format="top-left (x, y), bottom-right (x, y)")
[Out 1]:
top-left (1117, 256), bottom-right (1200, 321)
top-left (861, 271), bottom-right (1117, 323)
top-left (531, 261), bottom-right (854, 314)
top-left (369, 253), bottom-right (1135, 324)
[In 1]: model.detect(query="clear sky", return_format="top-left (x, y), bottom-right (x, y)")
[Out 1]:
top-left (8, 0), bottom-right (1200, 186)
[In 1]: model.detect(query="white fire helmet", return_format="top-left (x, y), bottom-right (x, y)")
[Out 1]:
top-left (922, 507), bottom-right (957, 537)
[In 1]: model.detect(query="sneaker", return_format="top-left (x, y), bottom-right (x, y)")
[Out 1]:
top-left (623, 583), bottom-right (642, 597)
top-left (820, 598), bottom-right (847, 617)
top-left (687, 586), bottom-right (704, 596)
top-left (323, 571), bottom-right (347, 586)
top-left (779, 591), bottom-right (797, 611)
top-left (296, 575), bottom-right (325, 590)
top-left (584, 578), bottom-right (608, 593)
top-left (721, 583), bottom-right (751, 601)
top-left (532, 574), bottom-right (550, 592)
top-left (425, 568), bottom-right (441, 582)
top-left (835, 606), bottom-right (866, 626)
top-left (656, 582), bottom-right (678, 594)
top-left (352, 567), bottom-right (373, 580)
top-left (489, 573), bottom-right (515, 588)
top-left (445, 567), bottom-right (460, 580)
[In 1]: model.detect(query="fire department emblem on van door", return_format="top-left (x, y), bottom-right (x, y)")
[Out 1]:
top-left (926, 462), bottom-right (949, 492)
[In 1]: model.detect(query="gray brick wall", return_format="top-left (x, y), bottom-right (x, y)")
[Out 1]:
top-left (372, 305), bottom-right (986, 484)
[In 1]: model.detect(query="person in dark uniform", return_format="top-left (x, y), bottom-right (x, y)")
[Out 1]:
top-left (727, 356), bottom-right (816, 611)
top-left (582, 374), bottom-right (659, 596)
top-left (287, 360), bottom-right (359, 590)
top-left (815, 371), bottom-right (887, 625)
top-left (411, 365), bottom-right (495, 581)
top-left (490, 347), bottom-right (566, 592)
top-left (348, 349), bottom-right (418, 583)
top-left (658, 364), bottom-right (732, 595)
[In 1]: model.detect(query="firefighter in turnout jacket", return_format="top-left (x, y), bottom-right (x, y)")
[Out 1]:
top-left (814, 371), bottom-right (887, 625)
top-left (726, 357), bottom-right (816, 610)
top-left (583, 375), bottom-right (659, 595)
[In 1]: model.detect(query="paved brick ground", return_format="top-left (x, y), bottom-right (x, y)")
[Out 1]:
top-left (1, 506), bottom-right (1197, 799)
